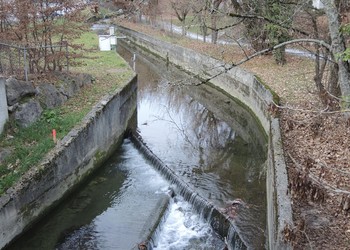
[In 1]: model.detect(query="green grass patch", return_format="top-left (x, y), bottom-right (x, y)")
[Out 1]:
top-left (0, 30), bottom-right (133, 195)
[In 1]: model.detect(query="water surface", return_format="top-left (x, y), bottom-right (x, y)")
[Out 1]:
top-left (7, 35), bottom-right (268, 249)
top-left (117, 41), bottom-right (267, 248)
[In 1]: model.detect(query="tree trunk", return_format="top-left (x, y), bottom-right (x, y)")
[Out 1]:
top-left (211, 14), bottom-right (218, 44)
top-left (321, 0), bottom-right (350, 108)
top-left (181, 20), bottom-right (186, 36)
top-left (211, 0), bottom-right (222, 44)
top-left (200, 11), bottom-right (207, 43)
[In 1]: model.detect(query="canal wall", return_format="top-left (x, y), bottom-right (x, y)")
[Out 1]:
top-left (0, 75), bottom-right (137, 249)
top-left (0, 77), bottom-right (8, 134)
top-left (118, 26), bottom-right (293, 250)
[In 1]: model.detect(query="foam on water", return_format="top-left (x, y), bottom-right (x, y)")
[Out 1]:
top-left (152, 196), bottom-right (225, 250)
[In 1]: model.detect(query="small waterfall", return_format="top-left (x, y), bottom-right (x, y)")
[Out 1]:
top-left (146, 199), bottom-right (172, 249)
top-left (129, 131), bottom-right (248, 249)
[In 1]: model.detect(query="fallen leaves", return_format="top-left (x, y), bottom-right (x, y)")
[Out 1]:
top-left (117, 18), bottom-right (350, 249)
top-left (281, 108), bottom-right (350, 248)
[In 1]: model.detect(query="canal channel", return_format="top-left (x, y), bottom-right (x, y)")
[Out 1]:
top-left (7, 32), bottom-right (268, 250)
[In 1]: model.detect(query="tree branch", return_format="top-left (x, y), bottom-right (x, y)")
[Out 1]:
top-left (203, 38), bottom-right (332, 83)
top-left (236, 38), bottom-right (331, 65)
top-left (288, 152), bottom-right (350, 196)
top-left (227, 12), bottom-right (310, 36)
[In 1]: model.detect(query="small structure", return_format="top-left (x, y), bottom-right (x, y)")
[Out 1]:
top-left (0, 77), bottom-right (8, 134)
top-left (98, 26), bottom-right (118, 51)
top-left (312, 0), bottom-right (324, 9)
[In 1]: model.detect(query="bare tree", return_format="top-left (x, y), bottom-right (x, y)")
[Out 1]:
top-left (202, 0), bottom-right (349, 108)
top-left (210, 0), bottom-right (224, 44)
top-left (0, 0), bottom-right (88, 75)
top-left (191, 0), bottom-right (210, 42)
top-left (148, 0), bottom-right (159, 25)
top-left (320, 0), bottom-right (350, 108)
top-left (170, 0), bottom-right (191, 36)
top-left (191, 0), bottom-right (225, 43)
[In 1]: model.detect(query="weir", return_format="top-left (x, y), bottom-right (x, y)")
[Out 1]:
top-left (118, 25), bottom-right (293, 250)
top-left (116, 37), bottom-right (267, 248)
top-left (130, 131), bottom-right (247, 249)
top-left (4, 24), bottom-right (275, 249)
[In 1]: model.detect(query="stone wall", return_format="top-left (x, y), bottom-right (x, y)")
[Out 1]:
top-left (118, 26), bottom-right (293, 250)
top-left (0, 78), bottom-right (8, 134)
top-left (4, 73), bottom-right (94, 128)
top-left (0, 75), bottom-right (137, 249)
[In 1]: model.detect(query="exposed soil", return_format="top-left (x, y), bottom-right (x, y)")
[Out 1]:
top-left (115, 19), bottom-right (350, 249)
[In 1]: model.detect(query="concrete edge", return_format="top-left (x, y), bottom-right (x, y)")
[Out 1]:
top-left (270, 118), bottom-right (294, 249)
top-left (0, 77), bottom-right (8, 134)
top-left (130, 193), bottom-right (171, 249)
top-left (129, 131), bottom-right (245, 249)
top-left (117, 25), bottom-right (294, 249)
top-left (0, 73), bottom-right (137, 249)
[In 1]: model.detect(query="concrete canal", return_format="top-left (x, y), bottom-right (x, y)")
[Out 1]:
top-left (6, 34), bottom-right (268, 249)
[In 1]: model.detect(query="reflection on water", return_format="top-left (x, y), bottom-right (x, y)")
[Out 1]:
top-left (118, 42), bottom-right (267, 248)
top-left (8, 39), bottom-right (268, 249)
top-left (7, 140), bottom-right (170, 250)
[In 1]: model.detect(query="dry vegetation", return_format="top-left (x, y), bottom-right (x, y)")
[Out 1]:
top-left (116, 19), bottom-right (350, 249)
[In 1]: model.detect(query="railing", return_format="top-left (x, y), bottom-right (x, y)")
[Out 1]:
top-left (0, 42), bottom-right (69, 81)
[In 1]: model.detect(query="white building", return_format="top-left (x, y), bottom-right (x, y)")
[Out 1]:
top-left (98, 27), bottom-right (117, 51)
top-left (313, 0), bottom-right (324, 9)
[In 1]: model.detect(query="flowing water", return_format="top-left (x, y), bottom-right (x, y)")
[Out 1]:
top-left (7, 28), bottom-right (268, 249)
top-left (117, 41), bottom-right (268, 248)
top-left (7, 141), bottom-right (169, 249)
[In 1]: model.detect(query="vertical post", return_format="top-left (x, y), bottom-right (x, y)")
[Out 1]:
top-left (0, 77), bottom-right (8, 134)
top-left (0, 45), bottom-right (2, 74)
top-left (66, 43), bottom-right (69, 72)
top-left (132, 53), bottom-right (136, 71)
top-left (166, 52), bottom-right (169, 69)
top-left (18, 47), bottom-right (21, 74)
top-left (23, 47), bottom-right (28, 82)
top-left (171, 18), bottom-right (173, 36)
top-left (109, 26), bottom-right (115, 36)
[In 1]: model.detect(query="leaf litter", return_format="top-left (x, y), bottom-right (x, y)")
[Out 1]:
top-left (116, 19), bottom-right (350, 249)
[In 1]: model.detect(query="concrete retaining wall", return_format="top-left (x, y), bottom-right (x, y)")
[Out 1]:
top-left (118, 26), bottom-right (293, 249)
top-left (0, 75), bottom-right (137, 249)
top-left (0, 77), bottom-right (8, 134)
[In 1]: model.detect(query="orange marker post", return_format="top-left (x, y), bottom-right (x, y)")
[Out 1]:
top-left (52, 129), bottom-right (57, 144)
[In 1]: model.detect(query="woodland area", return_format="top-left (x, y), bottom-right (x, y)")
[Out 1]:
top-left (107, 0), bottom-right (350, 248)
top-left (0, 0), bottom-right (350, 249)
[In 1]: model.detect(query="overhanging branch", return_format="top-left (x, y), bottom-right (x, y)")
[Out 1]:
top-left (203, 38), bottom-right (332, 82)
top-left (235, 38), bottom-right (332, 66)
top-left (228, 13), bottom-right (310, 37)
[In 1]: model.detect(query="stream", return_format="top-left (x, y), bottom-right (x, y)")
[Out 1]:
top-left (6, 28), bottom-right (267, 250)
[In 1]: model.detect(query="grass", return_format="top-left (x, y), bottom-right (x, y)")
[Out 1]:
top-left (0, 30), bottom-right (133, 195)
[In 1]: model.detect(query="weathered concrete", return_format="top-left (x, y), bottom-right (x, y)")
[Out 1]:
top-left (132, 194), bottom-right (171, 250)
top-left (118, 26), bottom-right (293, 250)
top-left (0, 78), bottom-right (8, 134)
top-left (0, 75), bottom-right (137, 249)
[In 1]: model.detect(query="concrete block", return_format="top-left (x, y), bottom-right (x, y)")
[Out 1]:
top-left (0, 77), bottom-right (8, 134)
